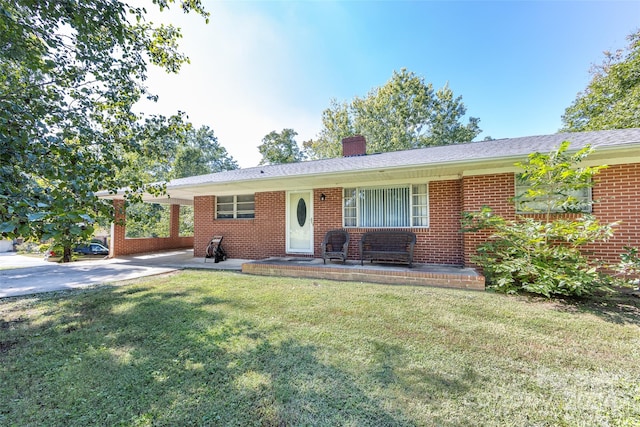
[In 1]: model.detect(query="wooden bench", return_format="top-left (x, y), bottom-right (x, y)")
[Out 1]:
top-left (359, 231), bottom-right (417, 267)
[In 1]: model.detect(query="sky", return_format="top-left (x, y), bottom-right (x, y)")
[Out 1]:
top-left (140, 1), bottom-right (640, 168)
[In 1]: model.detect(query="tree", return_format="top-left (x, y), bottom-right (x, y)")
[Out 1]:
top-left (462, 142), bottom-right (615, 297)
top-left (303, 69), bottom-right (481, 159)
top-left (121, 124), bottom-right (237, 239)
top-left (303, 99), bottom-right (354, 159)
top-left (258, 128), bottom-right (305, 165)
top-left (117, 125), bottom-right (238, 182)
top-left (428, 85), bottom-right (482, 146)
top-left (173, 126), bottom-right (238, 178)
top-left (0, 0), bottom-right (209, 262)
top-left (561, 29), bottom-right (640, 131)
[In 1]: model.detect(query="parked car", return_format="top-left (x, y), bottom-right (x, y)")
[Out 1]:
top-left (74, 243), bottom-right (109, 256)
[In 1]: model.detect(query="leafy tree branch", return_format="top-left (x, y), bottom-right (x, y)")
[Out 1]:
top-left (562, 29), bottom-right (640, 131)
top-left (0, 0), bottom-right (209, 261)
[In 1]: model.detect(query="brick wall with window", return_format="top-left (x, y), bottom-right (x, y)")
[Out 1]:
top-left (119, 162), bottom-right (640, 266)
top-left (313, 181), bottom-right (463, 265)
top-left (193, 192), bottom-right (286, 259)
top-left (461, 163), bottom-right (640, 267)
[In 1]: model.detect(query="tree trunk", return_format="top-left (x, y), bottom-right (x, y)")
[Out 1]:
top-left (62, 246), bottom-right (72, 263)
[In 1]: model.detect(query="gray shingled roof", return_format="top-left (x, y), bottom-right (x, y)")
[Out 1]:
top-left (167, 128), bottom-right (640, 190)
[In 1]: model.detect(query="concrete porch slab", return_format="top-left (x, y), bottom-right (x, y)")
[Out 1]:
top-left (242, 257), bottom-right (485, 291)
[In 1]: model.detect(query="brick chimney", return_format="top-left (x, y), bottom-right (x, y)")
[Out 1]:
top-left (342, 135), bottom-right (367, 157)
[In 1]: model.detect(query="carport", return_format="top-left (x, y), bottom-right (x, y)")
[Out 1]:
top-left (109, 199), bottom-right (194, 257)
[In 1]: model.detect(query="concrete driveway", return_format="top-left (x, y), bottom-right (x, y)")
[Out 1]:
top-left (0, 249), bottom-right (247, 298)
top-left (0, 252), bottom-right (180, 298)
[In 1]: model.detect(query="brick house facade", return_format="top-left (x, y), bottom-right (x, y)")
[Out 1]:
top-left (191, 182), bottom-right (466, 265)
top-left (105, 129), bottom-right (640, 268)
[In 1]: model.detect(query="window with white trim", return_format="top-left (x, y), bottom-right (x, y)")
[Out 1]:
top-left (216, 194), bottom-right (255, 219)
top-left (514, 175), bottom-right (592, 214)
top-left (343, 184), bottom-right (429, 228)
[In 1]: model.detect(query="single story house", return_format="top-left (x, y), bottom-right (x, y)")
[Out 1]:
top-left (103, 128), bottom-right (640, 269)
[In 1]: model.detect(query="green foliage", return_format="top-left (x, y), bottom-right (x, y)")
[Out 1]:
top-left (304, 69), bottom-right (481, 159)
top-left (514, 141), bottom-right (606, 221)
top-left (463, 142), bottom-right (616, 297)
top-left (125, 203), bottom-right (170, 239)
top-left (119, 125), bottom-right (234, 239)
top-left (0, 0), bottom-right (208, 261)
top-left (463, 209), bottom-right (614, 297)
top-left (616, 246), bottom-right (640, 287)
top-left (561, 29), bottom-right (640, 131)
top-left (305, 99), bottom-right (354, 159)
top-left (172, 126), bottom-right (238, 178)
top-left (124, 204), bottom-right (194, 239)
top-left (179, 205), bottom-right (194, 236)
top-left (117, 125), bottom-right (237, 183)
top-left (258, 128), bottom-right (305, 165)
top-left (14, 241), bottom-right (41, 254)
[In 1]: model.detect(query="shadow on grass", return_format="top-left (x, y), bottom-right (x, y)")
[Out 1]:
top-left (551, 288), bottom-right (640, 326)
top-left (1, 284), bottom-right (417, 426)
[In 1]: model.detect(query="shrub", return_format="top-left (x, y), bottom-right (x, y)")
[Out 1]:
top-left (616, 246), bottom-right (640, 287)
top-left (463, 208), bottom-right (614, 297)
top-left (15, 242), bottom-right (41, 254)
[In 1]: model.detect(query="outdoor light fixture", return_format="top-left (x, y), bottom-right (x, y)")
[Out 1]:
top-left (320, 193), bottom-right (326, 201)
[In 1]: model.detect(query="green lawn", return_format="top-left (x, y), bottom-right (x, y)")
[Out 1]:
top-left (1, 271), bottom-right (639, 426)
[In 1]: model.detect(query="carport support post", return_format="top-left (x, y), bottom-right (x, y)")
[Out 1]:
top-left (170, 204), bottom-right (180, 239)
top-left (110, 199), bottom-right (126, 257)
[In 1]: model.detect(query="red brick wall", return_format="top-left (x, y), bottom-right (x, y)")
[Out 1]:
top-left (194, 195), bottom-right (215, 256)
top-left (111, 199), bottom-right (194, 256)
top-left (460, 164), bottom-right (640, 267)
top-left (170, 204), bottom-right (180, 238)
top-left (587, 163), bottom-right (640, 264)
top-left (113, 235), bottom-right (194, 256)
top-left (194, 192), bottom-right (286, 259)
top-left (312, 187), bottom-right (344, 256)
top-left (120, 162), bottom-right (640, 267)
top-left (461, 173), bottom-right (515, 267)
top-left (342, 135), bottom-right (367, 157)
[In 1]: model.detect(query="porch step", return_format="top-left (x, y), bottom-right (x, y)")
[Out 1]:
top-left (242, 258), bottom-right (485, 291)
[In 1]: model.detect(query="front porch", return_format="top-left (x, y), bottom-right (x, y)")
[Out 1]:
top-left (114, 250), bottom-right (485, 291)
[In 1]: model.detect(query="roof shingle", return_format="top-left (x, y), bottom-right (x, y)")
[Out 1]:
top-left (167, 128), bottom-right (640, 189)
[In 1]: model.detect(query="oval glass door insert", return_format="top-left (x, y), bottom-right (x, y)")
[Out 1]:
top-left (296, 198), bottom-right (307, 227)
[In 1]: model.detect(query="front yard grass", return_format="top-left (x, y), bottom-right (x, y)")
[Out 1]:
top-left (1, 271), bottom-right (639, 426)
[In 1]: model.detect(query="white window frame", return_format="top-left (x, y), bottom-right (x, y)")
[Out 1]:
top-left (216, 194), bottom-right (255, 219)
top-left (343, 184), bottom-right (429, 228)
top-left (514, 175), bottom-right (592, 214)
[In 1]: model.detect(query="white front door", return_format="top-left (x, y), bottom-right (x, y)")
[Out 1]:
top-left (286, 190), bottom-right (313, 254)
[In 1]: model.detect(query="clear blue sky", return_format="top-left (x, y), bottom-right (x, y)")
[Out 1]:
top-left (141, 0), bottom-right (640, 168)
